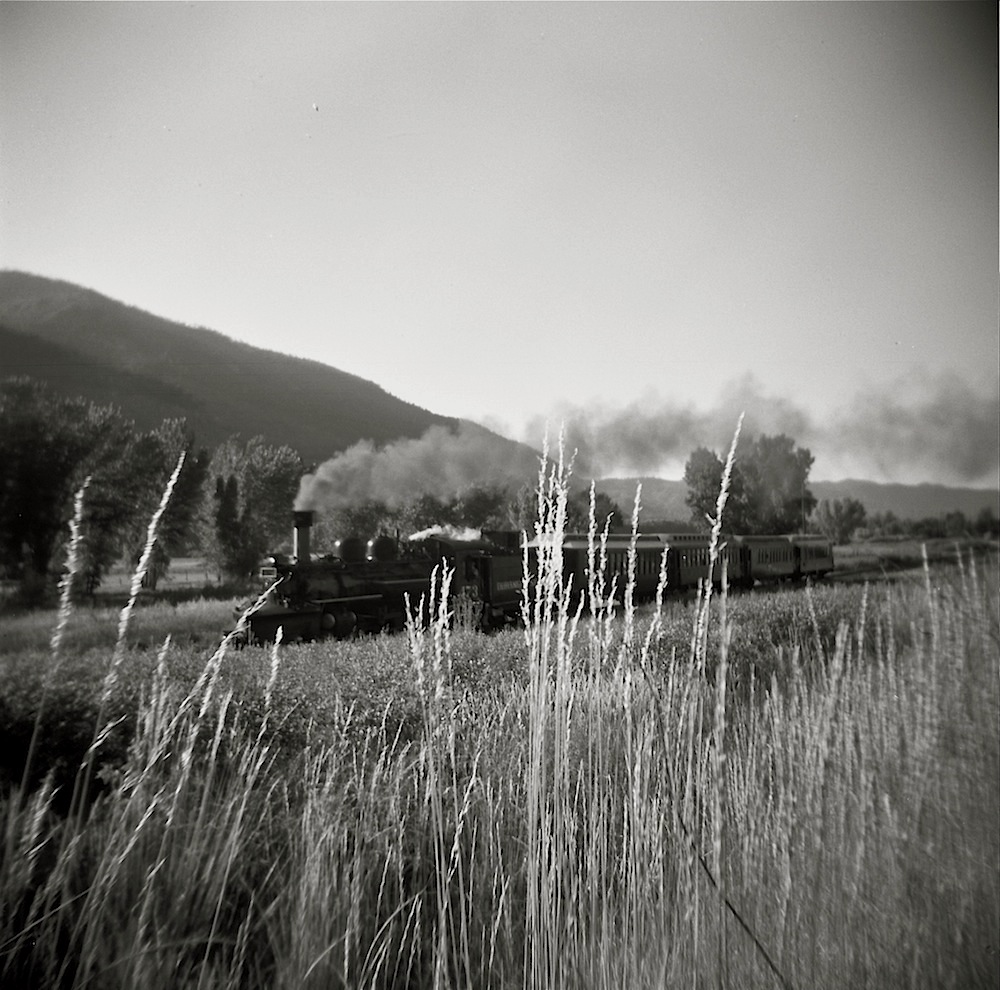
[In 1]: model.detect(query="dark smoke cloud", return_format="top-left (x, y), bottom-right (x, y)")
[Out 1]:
top-left (298, 374), bottom-right (997, 516)
top-left (524, 373), bottom-right (1000, 486)
top-left (831, 372), bottom-right (1000, 484)
top-left (296, 423), bottom-right (541, 513)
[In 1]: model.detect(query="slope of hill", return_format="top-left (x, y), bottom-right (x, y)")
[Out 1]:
top-left (593, 477), bottom-right (689, 523)
top-left (0, 270), bottom-right (457, 464)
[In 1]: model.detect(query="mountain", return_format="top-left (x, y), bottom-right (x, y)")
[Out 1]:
top-left (0, 270), bottom-right (464, 464)
top-left (594, 477), bottom-right (689, 524)
top-left (809, 480), bottom-right (999, 521)
top-left (594, 476), bottom-right (1000, 525)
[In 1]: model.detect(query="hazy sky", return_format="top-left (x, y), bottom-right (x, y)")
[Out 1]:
top-left (2, 2), bottom-right (997, 485)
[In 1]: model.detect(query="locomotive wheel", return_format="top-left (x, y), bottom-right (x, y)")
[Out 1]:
top-left (324, 608), bottom-right (357, 639)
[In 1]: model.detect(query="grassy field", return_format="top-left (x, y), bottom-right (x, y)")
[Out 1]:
top-left (1, 485), bottom-right (997, 988)
top-left (832, 537), bottom-right (998, 581)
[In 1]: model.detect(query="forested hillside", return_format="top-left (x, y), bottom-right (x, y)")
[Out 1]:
top-left (0, 270), bottom-right (457, 465)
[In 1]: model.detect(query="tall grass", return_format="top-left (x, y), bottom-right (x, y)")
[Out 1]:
top-left (1, 444), bottom-right (997, 988)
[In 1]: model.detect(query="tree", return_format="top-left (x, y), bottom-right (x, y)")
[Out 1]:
top-left (399, 494), bottom-right (458, 535)
top-left (942, 510), bottom-right (970, 539)
top-left (812, 498), bottom-right (867, 545)
top-left (0, 378), bottom-right (144, 597)
top-left (683, 433), bottom-right (815, 534)
top-left (865, 510), bottom-right (905, 539)
top-left (912, 517), bottom-right (946, 540)
top-left (588, 491), bottom-right (628, 533)
top-left (507, 482), bottom-right (541, 535)
top-left (77, 427), bottom-right (165, 593)
top-left (454, 484), bottom-right (512, 530)
top-left (498, 481), bottom-right (626, 538)
top-left (204, 436), bottom-right (304, 581)
top-left (741, 434), bottom-right (816, 533)
top-left (974, 506), bottom-right (1000, 538)
top-left (144, 421), bottom-right (211, 558)
top-left (683, 446), bottom-right (752, 532)
top-left (83, 419), bottom-right (211, 593)
top-left (211, 474), bottom-right (258, 580)
top-left (685, 447), bottom-right (725, 531)
top-left (312, 499), bottom-right (394, 549)
top-left (0, 378), bottom-right (213, 598)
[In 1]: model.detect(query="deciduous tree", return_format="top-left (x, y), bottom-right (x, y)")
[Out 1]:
top-left (0, 378), bottom-right (153, 597)
top-left (683, 445), bottom-right (751, 532)
top-left (205, 436), bottom-right (303, 581)
top-left (684, 433), bottom-right (815, 534)
top-left (812, 497), bottom-right (867, 545)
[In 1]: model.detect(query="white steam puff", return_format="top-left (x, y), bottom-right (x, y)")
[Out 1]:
top-left (530, 372), bottom-right (999, 486)
top-left (409, 525), bottom-right (483, 542)
top-left (296, 423), bottom-right (540, 513)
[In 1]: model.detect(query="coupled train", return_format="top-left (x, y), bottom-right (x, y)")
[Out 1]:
top-left (236, 511), bottom-right (834, 645)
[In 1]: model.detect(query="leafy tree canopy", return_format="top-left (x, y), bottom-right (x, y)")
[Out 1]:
top-left (205, 436), bottom-right (304, 581)
top-left (684, 433), bottom-right (816, 534)
top-left (812, 497), bottom-right (867, 545)
top-left (0, 377), bottom-right (208, 597)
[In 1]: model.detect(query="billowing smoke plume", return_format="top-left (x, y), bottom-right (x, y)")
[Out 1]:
top-left (526, 372), bottom-right (999, 487)
top-left (828, 373), bottom-right (999, 485)
top-left (298, 374), bottom-right (997, 516)
top-left (296, 423), bottom-right (541, 513)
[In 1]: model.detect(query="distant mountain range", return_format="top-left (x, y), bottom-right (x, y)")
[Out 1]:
top-left (595, 477), bottom-right (1000, 525)
top-left (2, 270), bottom-right (997, 521)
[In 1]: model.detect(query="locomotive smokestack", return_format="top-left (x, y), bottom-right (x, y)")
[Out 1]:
top-left (293, 510), bottom-right (313, 563)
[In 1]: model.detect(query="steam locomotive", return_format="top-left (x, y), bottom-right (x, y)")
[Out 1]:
top-left (238, 511), bottom-right (523, 644)
top-left (235, 511), bottom-right (834, 645)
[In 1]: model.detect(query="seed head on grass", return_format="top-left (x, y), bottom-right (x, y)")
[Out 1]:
top-left (66, 453), bottom-right (187, 822)
top-left (19, 476), bottom-right (91, 800)
top-left (113, 451), bottom-right (186, 669)
top-left (694, 412), bottom-right (743, 672)
top-left (50, 476), bottom-right (90, 663)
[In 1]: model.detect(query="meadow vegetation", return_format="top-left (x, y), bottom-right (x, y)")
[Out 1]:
top-left (0, 457), bottom-right (997, 989)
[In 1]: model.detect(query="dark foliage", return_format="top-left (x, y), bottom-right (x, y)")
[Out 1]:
top-left (684, 433), bottom-right (816, 533)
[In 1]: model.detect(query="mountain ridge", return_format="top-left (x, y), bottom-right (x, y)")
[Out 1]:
top-left (0, 270), bottom-right (463, 464)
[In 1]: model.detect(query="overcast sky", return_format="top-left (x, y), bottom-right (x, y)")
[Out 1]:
top-left (2, 2), bottom-right (997, 485)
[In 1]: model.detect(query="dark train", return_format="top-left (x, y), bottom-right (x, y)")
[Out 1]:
top-left (238, 511), bottom-right (523, 644)
top-left (236, 511), bottom-right (834, 645)
top-left (547, 531), bottom-right (834, 603)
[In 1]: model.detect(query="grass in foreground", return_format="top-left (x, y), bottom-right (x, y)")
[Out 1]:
top-left (0, 463), bottom-right (997, 989)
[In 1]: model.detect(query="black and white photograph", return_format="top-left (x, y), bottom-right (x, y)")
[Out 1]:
top-left (1, 3), bottom-right (997, 988)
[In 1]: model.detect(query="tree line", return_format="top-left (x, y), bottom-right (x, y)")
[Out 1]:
top-left (0, 377), bottom-right (628, 601)
top-left (682, 435), bottom-right (999, 543)
top-left (0, 378), bottom-right (302, 601)
top-left (3, 376), bottom-right (994, 604)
